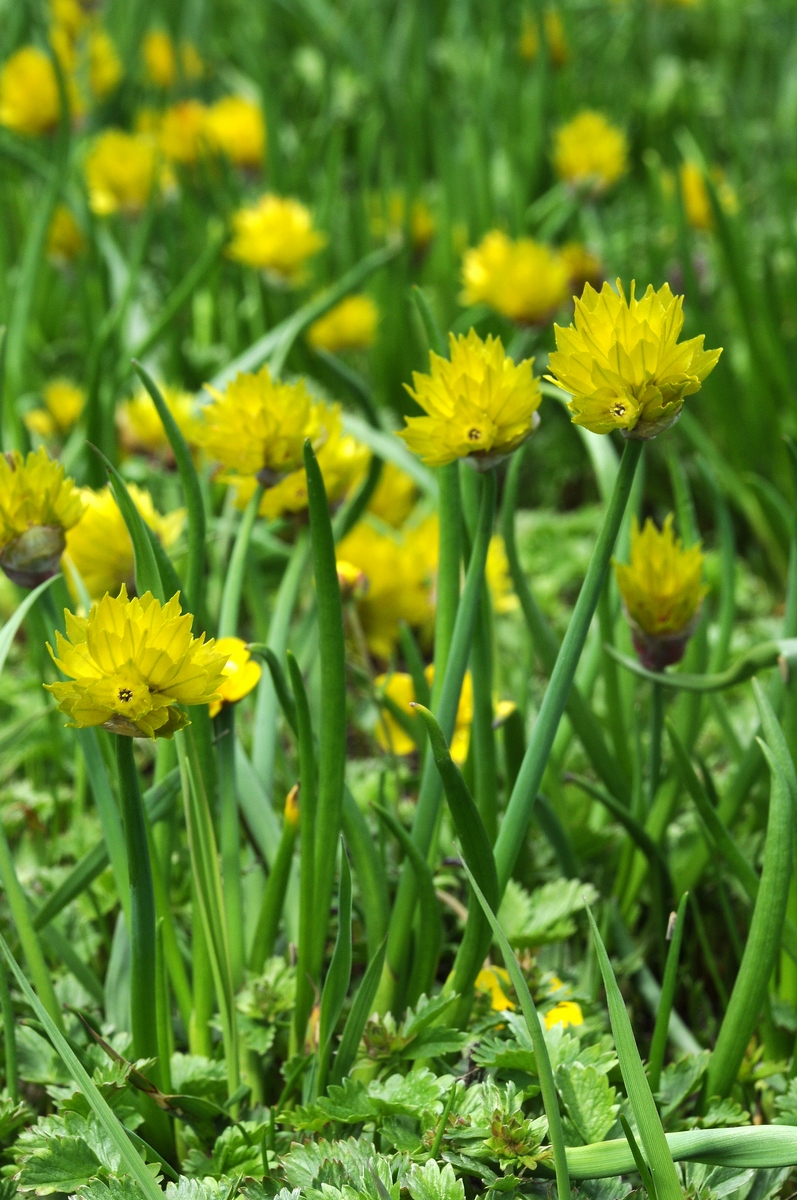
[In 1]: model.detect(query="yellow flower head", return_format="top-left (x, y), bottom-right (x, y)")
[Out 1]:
top-left (85, 129), bottom-right (157, 216)
top-left (26, 379), bottom-right (85, 439)
top-left (204, 95), bottom-right (265, 168)
top-left (228, 194), bottom-right (326, 284)
top-left (0, 46), bottom-right (60, 136)
top-left (63, 485), bottom-right (184, 601)
top-left (143, 29), bottom-right (175, 88)
top-left (47, 205), bottom-right (85, 265)
top-left (399, 329), bottom-right (542, 469)
top-left (614, 515), bottom-right (706, 666)
top-left (476, 966), bottom-right (515, 1011)
top-left (0, 449), bottom-right (84, 587)
top-left (462, 231), bottom-right (569, 325)
top-left (486, 535), bottom-right (519, 615)
top-left (375, 665), bottom-right (472, 762)
top-left (559, 242), bottom-right (604, 295)
top-left (46, 586), bottom-right (226, 739)
top-left (544, 1000), bottom-right (584, 1030)
top-left (554, 111), bottom-right (627, 193)
top-left (307, 295), bottom-right (378, 353)
top-left (679, 162), bottom-right (737, 232)
top-left (366, 463), bottom-right (418, 529)
top-left (116, 385), bottom-right (200, 458)
top-left (159, 100), bottom-right (207, 164)
top-left (546, 280), bottom-right (722, 439)
top-left (50, 0), bottom-right (86, 39)
top-left (518, 10), bottom-right (568, 65)
top-left (207, 637), bottom-right (262, 718)
top-left (88, 28), bottom-right (123, 100)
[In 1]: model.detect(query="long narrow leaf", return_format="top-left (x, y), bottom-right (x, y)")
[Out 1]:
top-left (317, 845), bottom-right (352, 1094)
top-left (330, 935), bottom-right (387, 1086)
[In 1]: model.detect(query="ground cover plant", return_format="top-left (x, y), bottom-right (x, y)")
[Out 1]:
top-left (2, 0), bottom-right (797, 1196)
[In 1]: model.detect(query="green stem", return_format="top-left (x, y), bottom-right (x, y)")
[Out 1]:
top-left (249, 790), bottom-right (299, 973)
top-left (289, 653), bottom-right (318, 1051)
top-left (218, 485), bottom-right (264, 638)
top-left (470, 588), bottom-right (498, 843)
top-left (0, 960), bottom-right (17, 1101)
top-left (189, 876), bottom-right (213, 1057)
top-left (597, 584), bottom-right (632, 782)
top-left (430, 462), bottom-right (462, 707)
top-left (649, 681), bottom-right (664, 809)
top-left (217, 705), bottom-right (244, 990)
top-left (648, 892), bottom-right (688, 1093)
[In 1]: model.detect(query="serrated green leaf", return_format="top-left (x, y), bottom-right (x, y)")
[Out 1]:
top-left (406, 1160), bottom-right (464, 1200)
top-left (498, 879), bottom-right (598, 947)
top-left (557, 1063), bottom-right (619, 1145)
top-left (76, 1178), bottom-right (146, 1200)
top-left (16, 1134), bottom-right (105, 1194)
top-left (655, 1052), bottom-right (710, 1120)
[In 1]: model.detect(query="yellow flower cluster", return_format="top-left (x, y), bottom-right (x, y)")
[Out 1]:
top-left (375, 665), bottom-right (473, 762)
top-left (462, 231), bottom-right (569, 326)
top-left (0, 47), bottom-right (61, 136)
top-left (156, 95), bottom-right (266, 169)
top-left (547, 280), bottom-right (721, 438)
top-left (399, 329), bottom-right (542, 468)
top-left (85, 129), bottom-right (158, 215)
top-left (554, 111), bottom-right (627, 193)
top-left (25, 379), bottom-right (85, 440)
top-left (366, 463), bottom-right (418, 529)
top-left (228, 194), bottom-right (326, 283)
top-left (679, 161), bottom-right (737, 232)
top-left (143, 30), bottom-right (203, 89)
top-left (208, 638), bottom-right (262, 718)
top-left (46, 587), bottom-right (226, 739)
top-left (88, 28), bottom-right (123, 100)
top-left (307, 295), bottom-right (379, 353)
top-left (0, 449), bottom-right (84, 588)
top-left (116, 385), bottom-right (200, 458)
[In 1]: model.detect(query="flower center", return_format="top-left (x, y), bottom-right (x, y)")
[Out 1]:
top-left (468, 427), bottom-right (483, 442)
top-left (117, 687), bottom-right (133, 703)
top-left (611, 402), bottom-right (626, 417)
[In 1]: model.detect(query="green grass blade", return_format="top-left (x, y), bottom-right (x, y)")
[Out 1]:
top-left (218, 484), bottom-right (264, 637)
top-left (250, 645), bottom-right (298, 734)
top-left (567, 1126), bottom-right (797, 1177)
top-left (410, 284), bottom-right (447, 356)
top-left (330, 934), bottom-right (387, 1086)
top-left (317, 845), bottom-right (352, 1094)
top-left (341, 787), bottom-right (389, 958)
top-left (648, 892), bottom-right (688, 1093)
top-left (250, 789), bottom-right (299, 973)
top-left (95, 450), bottom-right (164, 602)
top-left (288, 650), bottom-right (318, 1051)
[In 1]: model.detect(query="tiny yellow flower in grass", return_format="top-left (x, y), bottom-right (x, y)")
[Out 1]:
top-left (546, 279), bottom-right (722, 439)
top-left (63, 485), bottom-right (184, 602)
top-left (143, 29), bottom-right (176, 89)
top-left (336, 560), bottom-right (369, 601)
top-left (399, 329), bottom-right (542, 469)
top-left (208, 637), bottom-right (262, 718)
top-left (679, 161), bottom-right (737, 232)
top-left (85, 130), bottom-right (157, 216)
top-left (486, 535), bottom-right (519, 614)
top-left (366, 462), bottom-right (418, 529)
top-left (476, 966), bottom-right (515, 1011)
top-left (307, 295), bottom-right (378, 353)
top-left (116, 385), bottom-right (201, 458)
top-left (0, 46), bottom-right (60, 136)
top-left (554, 111), bottom-right (628, 193)
top-left (26, 379), bottom-right (85, 440)
top-left (204, 95), bottom-right (266, 168)
top-left (544, 1000), bottom-right (584, 1030)
top-left (160, 99), bottom-right (207, 164)
top-left (0, 449), bottom-right (84, 588)
top-left (614, 514), bottom-right (706, 669)
top-left (88, 28), bottom-right (123, 100)
top-left (462, 231), bottom-right (569, 326)
top-left (375, 666), bottom-right (473, 761)
top-left (46, 586), bottom-right (226, 739)
top-left (559, 242), bottom-right (604, 295)
top-left (46, 204), bottom-right (85, 264)
top-left (228, 194), bottom-right (326, 285)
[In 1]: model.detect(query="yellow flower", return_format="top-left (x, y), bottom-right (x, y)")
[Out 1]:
top-left (228, 194), bottom-right (326, 284)
top-left (116, 385), bottom-right (201, 458)
top-left (207, 637), bottom-right (262, 718)
top-left (486, 535), bottom-right (519, 614)
top-left (180, 42), bottom-right (204, 80)
top-left (367, 463), bottom-right (418, 529)
top-left (46, 586), bottom-right (226, 739)
top-left (476, 966), bottom-right (515, 1011)
top-left (307, 295), bottom-right (378, 352)
top-left (26, 379), bottom-right (85, 440)
top-left (204, 95), bottom-right (265, 168)
top-left (143, 29), bottom-right (176, 88)
top-left (399, 329), bottom-right (542, 468)
top-left (554, 111), bottom-right (627, 193)
top-left (462, 231), bottom-right (569, 325)
top-left (160, 99), bottom-right (207, 164)
top-left (50, 0), bottom-right (86, 39)
top-left (679, 162), bottom-right (737, 232)
top-left (544, 1000), bottom-right (584, 1030)
top-left (614, 515), bottom-right (706, 668)
top-left (0, 449), bottom-right (84, 588)
top-left (559, 242), bottom-right (603, 294)
top-left (63, 485), bottom-right (184, 601)
top-left (546, 280), bottom-right (722, 439)
top-left (85, 129), bottom-right (157, 216)
top-left (46, 205), bottom-right (85, 264)
top-left (375, 665), bottom-right (472, 761)
top-left (0, 46), bottom-right (60, 136)
top-left (88, 28), bottom-right (123, 99)
top-left (518, 10), bottom-right (568, 64)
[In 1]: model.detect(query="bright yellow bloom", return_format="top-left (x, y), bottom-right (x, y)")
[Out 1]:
top-left (160, 100), bottom-right (207, 164)
top-left (367, 463), bottom-right (418, 528)
top-left (63, 485), bottom-right (184, 601)
top-left (307, 295), bottom-right (378, 352)
top-left (204, 95), bottom-right (265, 168)
top-left (143, 29), bottom-right (175, 88)
top-left (399, 329), bottom-right (542, 468)
top-left (486, 535), bottom-right (519, 615)
top-left (546, 280), bottom-right (722, 438)
top-left (85, 129), bottom-right (157, 216)
top-left (554, 111), bottom-right (627, 193)
top-left (375, 665), bottom-right (472, 762)
top-left (679, 162), bottom-right (737, 232)
top-left (614, 514), bottom-right (706, 644)
top-left (116, 385), bottom-right (201, 457)
top-left (46, 587), bottom-right (226, 739)
top-left (476, 966), bottom-right (515, 1011)
top-left (88, 28), bottom-right (123, 99)
top-left (26, 379), bottom-right (85, 439)
top-left (559, 242), bottom-right (603, 294)
top-left (50, 0), bottom-right (86, 39)
top-left (0, 47), bottom-right (60, 136)
top-left (208, 637), bottom-right (262, 718)
top-left (462, 231), bottom-right (569, 325)
top-left (228, 194), bottom-right (326, 284)
top-left (46, 205), bottom-right (85, 264)
top-left (0, 449), bottom-right (84, 587)
top-left (544, 1000), bottom-right (584, 1030)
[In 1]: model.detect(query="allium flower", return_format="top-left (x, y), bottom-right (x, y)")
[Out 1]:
top-left (26, 379), bottom-right (85, 440)
top-left (546, 280), bottom-right (722, 439)
top-left (143, 29), bottom-right (175, 88)
top-left (307, 295), bottom-right (378, 353)
top-left (0, 449), bottom-right (84, 587)
top-left (160, 100), bottom-right (207, 164)
top-left (375, 666), bottom-right (472, 761)
top-left (46, 587), bottom-right (226, 739)
top-left (366, 463), bottom-right (418, 529)
top-left (228, 194), bottom-right (326, 284)
top-left (614, 514), bottom-right (706, 669)
top-left (207, 637), bottom-right (262, 718)
top-left (85, 130), bottom-right (157, 216)
top-left (116, 385), bottom-right (200, 458)
top-left (554, 111), bottom-right (627, 193)
top-left (0, 47), bottom-right (60, 136)
top-left (399, 329), bottom-right (542, 469)
top-left (544, 1000), bottom-right (583, 1030)
top-left (204, 95), bottom-right (265, 168)
top-left (462, 231), bottom-right (569, 325)
top-left (679, 162), bottom-right (737, 232)
top-left (88, 28), bottom-right (123, 99)
top-left (63, 485), bottom-right (184, 601)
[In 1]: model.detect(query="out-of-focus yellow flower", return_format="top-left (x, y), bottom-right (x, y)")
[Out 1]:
top-left (46, 204), bottom-right (85, 264)
top-left (25, 379), bottom-right (85, 440)
top-left (46, 586), bottom-right (226, 739)
top-left (544, 1000), bottom-right (584, 1030)
top-left (375, 664), bottom-right (472, 761)
top-left (518, 12), bottom-right (539, 61)
top-left (228, 194), bottom-right (326, 284)
top-left (367, 463), bottom-right (418, 529)
top-left (476, 966), bottom-right (515, 1011)
top-left (368, 192), bottom-right (435, 253)
top-left (547, 280), bottom-right (721, 439)
top-left (518, 10), bottom-right (568, 65)
top-left (134, 108), bottom-right (163, 136)
top-left (208, 637), bottom-right (262, 718)
top-left (0, 449), bottom-right (84, 588)
top-left (0, 46), bottom-right (60, 135)
top-left (486, 535), bottom-right (519, 614)
top-left (679, 161), bottom-right (737, 232)
top-left (85, 129), bottom-right (157, 216)
top-left (399, 329), bottom-right (542, 469)
top-left (143, 29), bottom-right (176, 88)
top-left (559, 242), bottom-right (603, 295)
top-left (204, 95), bottom-right (265, 168)
top-left (160, 99), bottom-right (207, 164)
top-left (283, 782), bottom-right (300, 827)
top-left (336, 559), bottom-right (369, 601)
top-left (116, 385), bottom-right (200, 458)
top-left (554, 111), bottom-right (627, 193)
top-left (88, 28), bottom-right (123, 99)
top-left (180, 42), bottom-right (203, 80)
top-left (307, 295), bottom-right (378, 352)
top-left (63, 485), bottom-right (184, 601)
top-left (50, 0), bottom-right (86, 39)
top-left (462, 231), bottom-right (569, 325)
